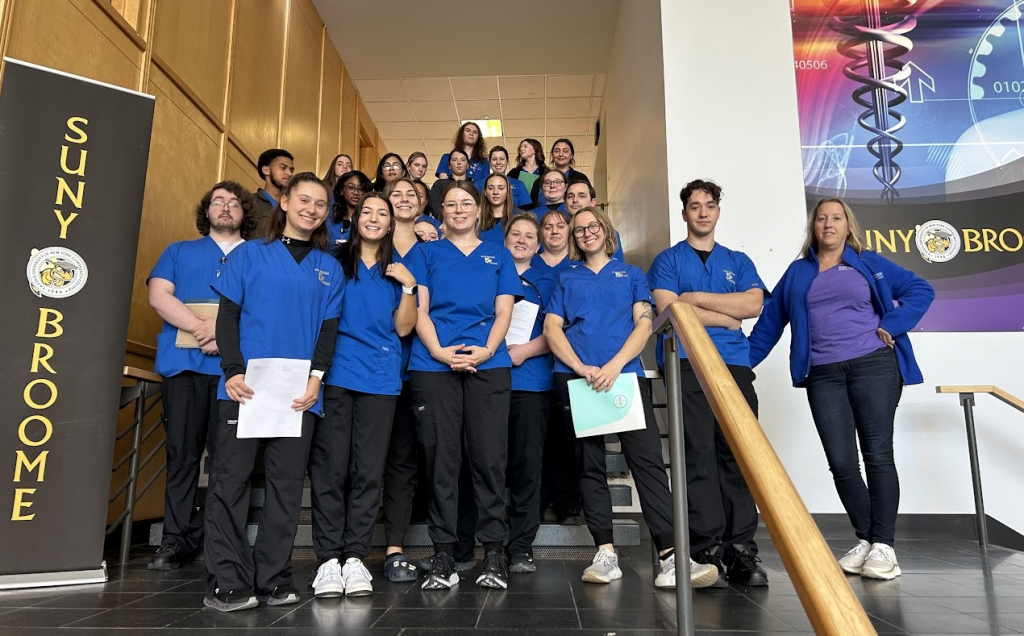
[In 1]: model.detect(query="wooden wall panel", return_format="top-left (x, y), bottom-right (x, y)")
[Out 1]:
top-left (227, 0), bottom-right (287, 161)
top-left (278, 2), bottom-right (321, 173)
top-left (225, 142), bottom-right (262, 194)
top-left (152, 0), bottom-right (232, 118)
top-left (317, 37), bottom-right (342, 176)
top-left (7, 0), bottom-right (141, 89)
top-left (128, 64), bottom-right (221, 347)
top-left (357, 95), bottom-right (376, 148)
top-left (341, 70), bottom-right (357, 159)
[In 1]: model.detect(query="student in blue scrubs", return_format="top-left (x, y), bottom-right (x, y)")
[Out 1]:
top-left (429, 148), bottom-right (473, 217)
top-left (372, 152), bottom-right (408, 192)
top-left (204, 173), bottom-right (344, 613)
top-left (435, 122), bottom-right (488, 181)
top-left (407, 181), bottom-right (520, 591)
top-left (415, 219), bottom-right (439, 242)
top-left (147, 181), bottom-right (255, 571)
top-left (502, 214), bottom-right (555, 573)
top-left (412, 179), bottom-right (441, 227)
top-left (474, 146), bottom-right (531, 209)
top-left (308, 192), bottom-right (419, 599)
top-left (253, 148), bottom-right (294, 223)
top-left (565, 178), bottom-right (624, 262)
top-left (530, 210), bottom-right (574, 278)
top-left (406, 152), bottom-right (429, 181)
top-left (507, 138), bottom-right (545, 195)
top-left (327, 170), bottom-right (372, 247)
top-left (322, 153), bottom-right (353, 195)
top-left (530, 167), bottom-right (569, 215)
top-left (543, 206), bottom-right (717, 590)
top-left (528, 139), bottom-right (589, 206)
top-left (479, 173), bottom-right (527, 246)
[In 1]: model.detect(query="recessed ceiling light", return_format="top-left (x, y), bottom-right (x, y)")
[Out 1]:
top-left (463, 119), bottom-right (503, 138)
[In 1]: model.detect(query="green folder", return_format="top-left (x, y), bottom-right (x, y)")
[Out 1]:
top-left (567, 372), bottom-right (647, 438)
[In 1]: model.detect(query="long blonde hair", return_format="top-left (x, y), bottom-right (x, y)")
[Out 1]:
top-left (800, 198), bottom-right (867, 256)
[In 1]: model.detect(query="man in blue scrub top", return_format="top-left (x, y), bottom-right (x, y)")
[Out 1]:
top-left (146, 181), bottom-right (253, 570)
top-left (564, 178), bottom-right (624, 262)
top-left (253, 148), bottom-right (294, 223)
top-left (647, 179), bottom-right (769, 588)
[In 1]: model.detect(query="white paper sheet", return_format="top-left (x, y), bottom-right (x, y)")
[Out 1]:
top-left (505, 300), bottom-right (540, 346)
top-left (237, 358), bottom-right (310, 438)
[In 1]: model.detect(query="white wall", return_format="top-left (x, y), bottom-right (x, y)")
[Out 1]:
top-left (656, 0), bottom-right (1024, 534)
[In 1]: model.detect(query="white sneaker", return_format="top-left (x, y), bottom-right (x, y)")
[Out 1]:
top-left (582, 548), bottom-right (622, 584)
top-left (342, 557), bottom-right (374, 596)
top-left (654, 554), bottom-right (719, 589)
top-left (312, 558), bottom-right (344, 598)
top-left (860, 543), bottom-right (901, 580)
top-left (838, 540), bottom-right (871, 574)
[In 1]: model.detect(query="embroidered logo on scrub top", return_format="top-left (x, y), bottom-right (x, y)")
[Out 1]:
top-left (481, 255), bottom-right (497, 265)
top-left (838, 265), bottom-right (854, 271)
top-left (723, 270), bottom-right (735, 283)
top-left (315, 268), bottom-right (332, 286)
top-left (613, 271), bottom-right (627, 278)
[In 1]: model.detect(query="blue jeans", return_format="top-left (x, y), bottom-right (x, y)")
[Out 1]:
top-left (804, 347), bottom-right (902, 546)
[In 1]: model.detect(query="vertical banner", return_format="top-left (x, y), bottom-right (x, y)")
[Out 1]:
top-left (790, 1), bottom-right (1024, 330)
top-left (0, 59), bottom-right (154, 586)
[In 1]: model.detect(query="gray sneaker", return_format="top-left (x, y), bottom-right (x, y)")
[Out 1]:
top-left (861, 543), bottom-right (901, 580)
top-left (582, 548), bottom-right (622, 584)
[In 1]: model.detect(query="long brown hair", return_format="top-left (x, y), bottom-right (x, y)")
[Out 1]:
top-left (800, 198), bottom-right (867, 256)
top-left (479, 173), bottom-right (517, 232)
top-left (322, 154), bottom-right (353, 191)
top-left (258, 172), bottom-right (330, 250)
top-left (516, 138), bottom-right (546, 170)
top-left (454, 122), bottom-right (487, 162)
top-left (339, 191), bottom-right (395, 281)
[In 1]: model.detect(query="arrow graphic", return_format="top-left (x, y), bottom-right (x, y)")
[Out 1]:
top-left (897, 61), bottom-right (936, 103)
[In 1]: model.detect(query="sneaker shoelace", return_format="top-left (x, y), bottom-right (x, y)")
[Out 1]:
top-left (483, 552), bottom-right (504, 573)
top-left (843, 543), bottom-right (869, 559)
top-left (313, 560), bottom-right (342, 587)
top-left (867, 547), bottom-right (895, 568)
top-left (430, 554), bottom-right (453, 578)
top-left (346, 560), bottom-right (372, 582)
top-left (593, 550), bottom-right (616, 567)
top-left (732, 552), bottom-right (762, 571)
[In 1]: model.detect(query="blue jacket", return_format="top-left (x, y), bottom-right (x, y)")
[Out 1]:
top-left (748, 246), bottom-right (934, 386)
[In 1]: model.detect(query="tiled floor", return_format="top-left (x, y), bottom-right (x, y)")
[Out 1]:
top-left (2, 538), bottom-right (1024, 635)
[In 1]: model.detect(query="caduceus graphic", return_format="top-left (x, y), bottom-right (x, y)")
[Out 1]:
top-left (827, 0), bottom-right (918, 202)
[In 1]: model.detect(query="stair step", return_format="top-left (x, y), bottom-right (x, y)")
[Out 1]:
top-left (605, 451), bottom-right (627, 475)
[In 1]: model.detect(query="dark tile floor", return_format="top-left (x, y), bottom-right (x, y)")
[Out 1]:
top-left (1, 537), bottom-right (1024, 635)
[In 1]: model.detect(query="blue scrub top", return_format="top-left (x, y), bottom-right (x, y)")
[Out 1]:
top-left (512, 267), bottom-right (555, 392)
top-left (480, 224), bottom-right (507, 246)
top-left (474, 174), bottom-right (532, 209)
top-left (407, 238), bottom-right (522, 372)
top-left (436, 153), bottom-right (489, 182)
top-left (213, 239), bottom-right (344, 415)
top-left (647, 241), bottom-right (767, 368)
top-left (325, 258), bottom-right (405, 396)
top-left (326, 217), bottom-right (351, 247)
top-left (547, 260), bottom-right (652, 375)
top-left (530, 253), bottom-right (575, 279)
top-left (148, 236), bottom-right (229, 378)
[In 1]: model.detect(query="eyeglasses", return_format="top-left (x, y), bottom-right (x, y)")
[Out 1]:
top-left (542, 179), bottom-right (565, 187)
top-left (210, 198), bottom-right (241, 210)
top-left (572, 222), bottom-right (603, 237)
top-left (383, 163), bottom-right (403, 171)
top-left (443, 200), bottom-right (478, 211)
top-left (344, 184), bottom-right (365, 193)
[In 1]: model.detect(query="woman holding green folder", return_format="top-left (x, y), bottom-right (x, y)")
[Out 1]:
top-left (543, 206), bottom-right (717, 590)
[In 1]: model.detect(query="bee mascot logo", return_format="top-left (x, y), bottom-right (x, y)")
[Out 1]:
top-left (915, 220), bottom-right (961, 264)
top-left (26, 247), bottom-right (89, 298)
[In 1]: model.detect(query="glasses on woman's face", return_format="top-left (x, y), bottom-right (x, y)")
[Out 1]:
top-left (443, 200), bottom-right (477, 211)
top-left (210, 198), bottom-right (241, 210)
top-left (572, 222), bottom-right (603, 238)
top-left (543, 179), bottom-right (565, 188)
top-left (344, 184), bottom-right (365, 193)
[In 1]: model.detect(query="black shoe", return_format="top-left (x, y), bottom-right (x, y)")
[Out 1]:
top-left (203, 588), bottom-right (258, 612)
top-left (693, 547), bottom-right (728, 588)
top-left (509, 552), bottom-right (536, 573)
top-left (418, 555), bottom-right (477, 572)
top-left (476, 551), bottom-right (509, 589)
top-left (148, 544), bottom-right (194, 571)
top-left (724, 545), bottom-right (769, 587)
top-left (260, 584), bottom-right (301, 606)
top-left (422, 551), bottom-right (459, 590)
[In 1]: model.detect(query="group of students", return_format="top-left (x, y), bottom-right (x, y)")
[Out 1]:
top-left (146, 123), bottom-right (934, 613)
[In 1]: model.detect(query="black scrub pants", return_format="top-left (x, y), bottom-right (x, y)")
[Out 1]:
top-left (159, 372), bottom-right (219, 554)
top-left (678, 360), bottom-right (759, 557)
top-left (308, 386), bottom-right (397, 562)
top-left (554, 373), bottom-right (674, 551)
top-left (381, 382), bottom-right (424, 547)
top-left (540, 391), bottom-right (581, 518)
top-left (204, 401), bottom-right (315, 596)
top-left (410, 368), bottom-right (511, 554)
top-left (506, 390), bottom-right (551, 556)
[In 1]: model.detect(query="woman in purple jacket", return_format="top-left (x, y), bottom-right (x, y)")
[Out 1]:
top-left (748, 199), bottom-right (933, 581)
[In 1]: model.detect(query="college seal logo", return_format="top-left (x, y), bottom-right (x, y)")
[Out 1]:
top-left (26, 247), bottom-right (89, 298)
top-left (915, 220), bottom-right (960, 263)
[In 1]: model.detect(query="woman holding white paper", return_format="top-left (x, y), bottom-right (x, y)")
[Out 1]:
top-left (543, 206), bottom-right (717, 590)
top-left (204, 172), bottom-right (343, 613)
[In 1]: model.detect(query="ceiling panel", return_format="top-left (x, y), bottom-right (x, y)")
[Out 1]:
top-left (456, 99), bottom-right (501, 120)
top-left (503, 119), bottom-right (545, 138)
top-left (425, 139), bottom-right (456, 155)
top-left (501, 98), bottom-right (545, 119)
top-left (546, 118), bottom-right (589, 137)
top-left (355, 79), bottom-right (407, 102)
top-left (498, 75), bottom-right (545, 99)
top-left (419, 121), bottom-right (461, 139)
top-left (547, 74), bottom-right (594, 98)
top-left (589, 96), bottom-right (603, 118)
top-left (376, 121), bottom-right (422, 138)
top-left (450, 76), bottom-right (499, 100)
top-left (402, 77), bottom-right (453, 101)
top-left (411, 101), bottom-right (459, 122)
top-left (386, 140), bottom-right (425, 157)
top-left (546, 97), bottom-right (591, 119)
top-left (364, 101), bottom-right (415, 122)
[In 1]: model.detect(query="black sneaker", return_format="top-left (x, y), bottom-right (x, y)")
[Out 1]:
top-left (260, 584), bottom-right (301, 606)
top-left (417, 555), bottom-right (478, 572)
top-left (724, 545), bottom-right (769, 587)
top-left (422, 551), bottom-right (459, 590)
top-left (476, 550), bottom-right (509, 589)
top-left (148, 544), bottom-right (194, 571)
top-left (509, 553), bottom-right (536, 573)
top-left (203, 588), bottom-right (258, 612)
top-left (693, 547), bottom-right (728, 588)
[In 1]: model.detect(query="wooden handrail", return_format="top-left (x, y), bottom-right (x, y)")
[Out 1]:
top-left (662, 302), bottom-right (875, 635)
top-left (123, 366), bottom-right (161, 383)
top-left (936, 385), bottom-right (1024, 414)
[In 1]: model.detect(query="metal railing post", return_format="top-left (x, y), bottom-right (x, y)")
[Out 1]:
top-left (120, 380), bottom-right (147, 566)
top-left (664, 334), bottom-right (694, 636)
top-left (959, 392), bottom-right (988, 551)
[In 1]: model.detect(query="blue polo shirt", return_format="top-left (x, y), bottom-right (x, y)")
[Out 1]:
top-left (547, 260), bottom-right (652, 375)
top-left (512, 267), bottom-right (555, 392)
top-left (148, 236), bottom-right (233, 378)
top-left (647, 241), bottom-right (767, 368)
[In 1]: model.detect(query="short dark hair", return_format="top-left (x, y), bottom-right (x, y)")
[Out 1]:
top-left (257, 148), bottom-right (293, 180)
top-left (680, 179), bottom-right (722, 205)
top-left (258, 171), bottom-right (329, 250)
top-left (489, 146), bottom-right (509, 161)
top-left (372, 152), bottom-right (408, 191)
top-left (566, 177), bottom-right (596, 200)
top-left (194, 181), bottom-right (257, 239)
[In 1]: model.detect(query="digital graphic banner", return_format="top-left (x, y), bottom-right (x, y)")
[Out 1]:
top-left (0, 59), bottom-right (154, 583)
top-left (791, 1), bottom-right (1024, 330)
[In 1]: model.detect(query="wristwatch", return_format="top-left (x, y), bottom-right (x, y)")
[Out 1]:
top-left (402, 285), bottom-right (418, 296)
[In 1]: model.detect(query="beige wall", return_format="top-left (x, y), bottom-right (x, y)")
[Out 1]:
top-left (0, 0), bottom-right (385, 522)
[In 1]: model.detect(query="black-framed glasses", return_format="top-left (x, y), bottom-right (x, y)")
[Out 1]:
top-left (344, 184), bottom-right (365, 193)
top-left (542, 179), bottom-right (565, 187)
top-left (572, 222), bottom-right (602, 238)
top-left (210, 198), bottom-right (241, 209)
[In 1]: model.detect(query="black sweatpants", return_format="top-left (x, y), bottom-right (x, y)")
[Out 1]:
top-left (204, 400), bottom-right (315, 596)
top-left (554, 373), bottom-right (674, 551)
top-left (309, 386), bottom-right (397, 562)
top-left (410, 369), bottom-right (511, 552)
top-left (507, 390), bottom-right (551, 556)
top-left (540, 390), bottom-right (581, 518)
top-left (160, 372), bottom-right (219, 553)
top-left (382, 382), bottom-right (422, 547)
top-left (679, 360), bottom-right (759, 556)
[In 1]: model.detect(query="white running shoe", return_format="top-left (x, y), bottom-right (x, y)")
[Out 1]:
top-left (654, 554), bottom-right (719, 589)
top-left (342, 557), bottom-right (374, 596)
top-left (860, 543), bottom-right (901, 580)
top-left (838, 540), bottom-right (871, 575)
top-left (312, 558), bottom-right (345, 598)
top-left (582, 548), bottom-right (622, 584)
